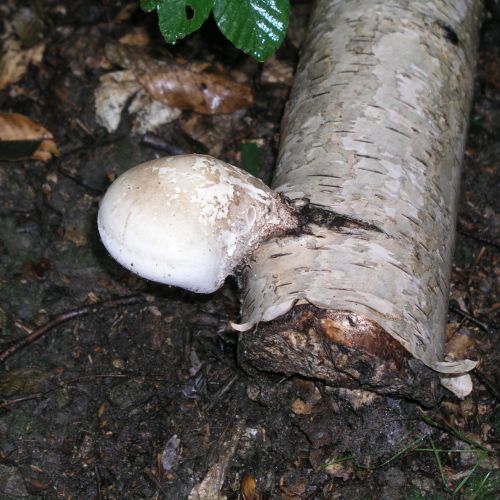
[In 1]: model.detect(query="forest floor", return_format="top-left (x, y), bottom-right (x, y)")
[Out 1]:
top-left (0, 1), bottom-right (499, 498)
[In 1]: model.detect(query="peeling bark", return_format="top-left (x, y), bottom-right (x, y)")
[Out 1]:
top-left (237, 0), bottom-right (483, 403)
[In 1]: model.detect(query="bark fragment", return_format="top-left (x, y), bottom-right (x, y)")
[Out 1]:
top-left (238, 0), bottom-right (483, 401)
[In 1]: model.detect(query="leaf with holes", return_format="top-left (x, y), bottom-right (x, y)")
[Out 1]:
top-left (213, 0), bottom-right (290, 61)
top-left (141, 0), bottom-right (290, 61)
top-left (141, 0), bottom-right (214, 44)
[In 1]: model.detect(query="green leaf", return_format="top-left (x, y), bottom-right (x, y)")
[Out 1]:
top-left (240, 142), bottom-right (262, 176)
top-left (213, 0), bottom-right (290, 61)
top-left (144, 0), bottom-right (214, 44)
top-left (140, 0), bottom-right (289, 61)
top-left (140, 0), bottom-right (157, 12)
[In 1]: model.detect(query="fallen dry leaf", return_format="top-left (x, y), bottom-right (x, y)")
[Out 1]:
top-left (322, 459), bottom-right (353, 480)
top-left (179, 113), bottom-right (246, 157)
top-left (279, 474), bottom-right (307, 499)
top-left (104, 42), bottom-right (151, 72)
top-left (241, 472), bottom-right (258, 500)
top-left (291, 398), bottom-right (313, 415)
top-left (0, 113), bottom-right (60, 162)
top-left (94, 70), bottom-right (141, 132)
top-left (116, 2), bottom-right (139, 23)
top-left (128, 88), bottom-right (182, 134)
top-left (94, 70), bottom-right (181, 134)
top-left (261, 55), bottom-right (294, 86)
top-left (137, 65), bottom-right (253, 114)
top-left (29, 478), bottom-right (51, 492)
top-left (0, 37), bottom-right (45, 91)
top-left (12, 6), bottom-right (45, 47)
top-left (445, 329), bottom-right (476, 361)
top-left (105, 42), bottom-right (253, 115)
top-left (119, 26), bottom-right (151, 47)
top-left (0, 112), bottom-right (52, 142)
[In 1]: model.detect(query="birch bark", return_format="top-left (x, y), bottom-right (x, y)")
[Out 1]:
top-left (237, 0), bottom-right (483, 402)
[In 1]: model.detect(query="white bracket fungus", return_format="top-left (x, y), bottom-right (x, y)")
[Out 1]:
top-left (98, 154), bottom-right (298, 293)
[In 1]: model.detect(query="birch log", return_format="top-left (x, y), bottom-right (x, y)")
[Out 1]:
top-left (237, 0), bottom-right (482, 405)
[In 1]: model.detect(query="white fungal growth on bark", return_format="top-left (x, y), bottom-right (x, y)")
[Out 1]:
top-left (237, 0), bottom-right (482, 384)
top-left (98, 155), bottom-right (298, 293)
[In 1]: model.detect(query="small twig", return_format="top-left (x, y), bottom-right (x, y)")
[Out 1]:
top-left (203, 373), bottom-right (240, 411)
top-left (60, 373), bottom-right (168, 385)
top-left (467, 246), bottom-right (486, 287)
top-left (473, 368), bottom-right (500, 401)
top-left (448, 305), bottom-right (490, 333)
top-left (0, 394), bottom-right (43, 410)
top-left (144, 467), bottom-right (166, 495)
top-left (457, 228), bottom-right (500, 250)
top-left (140, 133), bottom-right (187, 155)
top-left (94, 461), bottom-right (103, 500)
top-left (0, 295), bottom-right (144, 363)
top-left (450, 314), bottom-right (468, 337)
top-left (57, 165), bottom-right (103, 194)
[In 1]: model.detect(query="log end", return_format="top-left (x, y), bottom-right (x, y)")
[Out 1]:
top-left (238, 304), bottom-right (443, 407)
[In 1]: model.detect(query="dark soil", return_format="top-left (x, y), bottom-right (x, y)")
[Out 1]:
top-left (1, 1), bottom-right (499, 498)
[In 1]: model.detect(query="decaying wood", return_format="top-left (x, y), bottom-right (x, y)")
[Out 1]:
top-left (239, 305), bottom-right (442, 406)
top-left (237, 0), bottom-right (483, 403)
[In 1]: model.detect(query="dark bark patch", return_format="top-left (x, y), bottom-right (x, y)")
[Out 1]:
top-left (298, 203), bottom-right (384, 234)
top-left (436, 20), bottom-right (460, 45)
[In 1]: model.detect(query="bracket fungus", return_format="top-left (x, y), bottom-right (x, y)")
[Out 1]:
top-left (98, 154), bottom-right (298, 293)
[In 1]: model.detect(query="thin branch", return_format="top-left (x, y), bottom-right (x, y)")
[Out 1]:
top-left (473, 368), bottom-right (500, 401)
top-left (448, 304), bottom-right (490, 333)
top-left (203, 373), bottom-right (240, 412)
top-left (0, 394), bottom-right (43, 410)
top-left (0, 295), bottom-right (144, 363)
top-left (457, 228), bottom-right (500, 250)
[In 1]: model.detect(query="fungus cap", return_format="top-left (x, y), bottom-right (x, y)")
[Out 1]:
top-left (98, 154), bottom-right (297, 293)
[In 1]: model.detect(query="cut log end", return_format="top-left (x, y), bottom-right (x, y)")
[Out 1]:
top-left (238, 304), bottom-right (443, 407)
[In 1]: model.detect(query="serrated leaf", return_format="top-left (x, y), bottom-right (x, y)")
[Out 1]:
top-left (152, 0), bottom-right (214, 44)
top-left (213, 0), bottom-right (289, 61)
